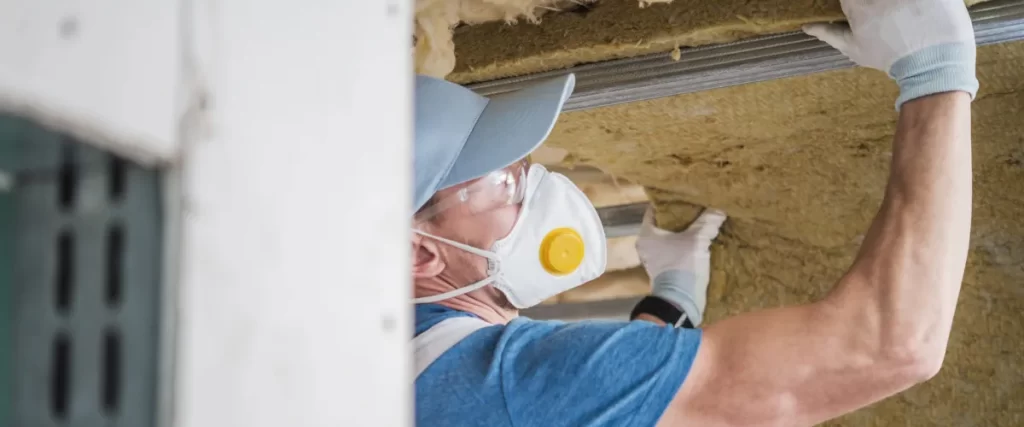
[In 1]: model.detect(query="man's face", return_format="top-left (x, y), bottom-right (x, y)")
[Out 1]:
top-left (411, 161), bottom-right (529, 301)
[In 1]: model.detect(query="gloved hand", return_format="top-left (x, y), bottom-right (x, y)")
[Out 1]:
top-left (635, 207), bottom-right (727, 326)
top-left (802, 0), bottom-right (978, 110)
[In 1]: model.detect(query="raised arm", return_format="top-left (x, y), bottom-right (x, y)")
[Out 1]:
top-left (652, 0), bottom-right (979, 425)
top-left (663, 91), bottom-right (972, 427)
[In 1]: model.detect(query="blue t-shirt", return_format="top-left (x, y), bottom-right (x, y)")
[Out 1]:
top-left (414, 304), bottom-right (702, 426)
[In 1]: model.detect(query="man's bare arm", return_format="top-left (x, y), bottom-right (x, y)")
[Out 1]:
top-left (625, 2), bottom-right (979, 424)
top-left (658, 91), bottom-right (972, 427)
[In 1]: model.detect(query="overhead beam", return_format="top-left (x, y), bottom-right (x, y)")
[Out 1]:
top-left (469, 0), bottom-right (1024, 111)
top-left (598, 202), bottom-right (647, 238)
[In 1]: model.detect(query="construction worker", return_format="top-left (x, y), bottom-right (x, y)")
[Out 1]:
top-left (411, 0), bottom-right (977, 424)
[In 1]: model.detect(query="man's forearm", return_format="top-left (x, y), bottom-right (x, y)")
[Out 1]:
top-left (830, 91), bottom-right (973, 367)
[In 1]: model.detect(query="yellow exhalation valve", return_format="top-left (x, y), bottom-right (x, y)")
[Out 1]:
top-left (539, 227), bottom-right (585, 275)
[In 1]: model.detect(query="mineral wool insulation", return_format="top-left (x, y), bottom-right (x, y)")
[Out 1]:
top-left (414, 0), bottom-right (671, 78)
top-left (437, 0), bottom-right (1024, 425)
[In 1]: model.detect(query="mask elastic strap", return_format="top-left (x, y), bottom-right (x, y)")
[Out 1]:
top-left (412, 277), bottom-right (495, 304)
top-left (412, 229), bottom-right (499, 261)
top-left (412, 229), bottom-right (501, 304)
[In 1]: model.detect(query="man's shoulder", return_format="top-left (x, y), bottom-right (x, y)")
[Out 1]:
top-left (499, 317), bottom-right (703, 365)
top-left (458, 317), bottom-right (704, 426)
top-left (430, 314), bottom-right (704, 392)
top-left (415, 308), bottom-right (703, 426)
top-left (416, 305), bottom-right (703, 355)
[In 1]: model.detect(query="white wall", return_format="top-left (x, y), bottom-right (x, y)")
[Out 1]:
top-left (173, 1), bottom-right (413, 426)
top-left (0, 0), bottom-right (181, 164)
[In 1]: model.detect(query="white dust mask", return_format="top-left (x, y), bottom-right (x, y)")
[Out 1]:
top-left (413, 164), bottom-right (608, 309)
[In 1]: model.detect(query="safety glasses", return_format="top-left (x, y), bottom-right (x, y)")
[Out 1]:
top-left (414, 159), bottom-right (529, 223)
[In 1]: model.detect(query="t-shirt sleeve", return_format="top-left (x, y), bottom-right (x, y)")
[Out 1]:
top-left (499, 319), bottom-right (701, 427)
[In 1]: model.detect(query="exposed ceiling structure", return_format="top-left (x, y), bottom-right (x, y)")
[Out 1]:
top-left (424, 0), bottom-right (851, 82)
top-left (421, 0), bottom-right (1024, 425)
top-left (415, 0), bottom-right (670, 78)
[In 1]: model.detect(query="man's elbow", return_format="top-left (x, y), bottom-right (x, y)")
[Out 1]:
top-left (880, 342), bottom-right (945, 384)
top-left (824, 287), bottom-right (949, 384)
top-left (909, 349), bottom-right (945, 382)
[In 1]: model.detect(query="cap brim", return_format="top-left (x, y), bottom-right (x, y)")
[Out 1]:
top-left (439, 74), bottom-right (575, 190)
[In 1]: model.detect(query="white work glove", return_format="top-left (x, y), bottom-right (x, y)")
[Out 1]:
top-left (802, 0), bottom-right (978, 110)
top-left (635, 208), bottom-right (727, 326)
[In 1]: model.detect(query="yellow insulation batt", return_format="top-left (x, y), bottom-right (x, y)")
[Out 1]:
top-left (553, 42), bottom-right (1024, 426)
top-left (442, 1), bottom-right (1022, 425)
top-left (415, 0), bottom-right (596, 78)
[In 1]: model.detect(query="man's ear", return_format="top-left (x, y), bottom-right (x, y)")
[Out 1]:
top-left (412, 233), bottom-right (445, 279)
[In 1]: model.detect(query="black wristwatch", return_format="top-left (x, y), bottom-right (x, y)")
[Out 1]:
top-left (630, 296), bottom-right (695, 328)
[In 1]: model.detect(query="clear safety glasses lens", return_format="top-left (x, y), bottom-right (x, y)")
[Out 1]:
top-left (414, 160), bottom-right (528, 223)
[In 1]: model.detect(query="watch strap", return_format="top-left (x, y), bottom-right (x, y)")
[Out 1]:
top-left (630, 296), bottom-right (695, 328)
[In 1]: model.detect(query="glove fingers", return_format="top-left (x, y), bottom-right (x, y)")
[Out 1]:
top-left (639, 206), bottom-right (672, 237)
top-left (802, 23), bottom-right (853, 54)
top-left (639, 206), bottom-right (655, 237)
top-left (687, 208), bottom-right (727, 240)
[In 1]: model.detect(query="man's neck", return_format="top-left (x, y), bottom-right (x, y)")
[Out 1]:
top-left (437, 297), bottom-right (517, 325)
top-left (415, 280), bottom-right (518, 324)
top-left (415, 274), bottom-right (520, 324)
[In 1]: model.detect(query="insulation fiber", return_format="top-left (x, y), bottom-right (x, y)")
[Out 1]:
top-left (447, 0), bottom-right (986, 83)
top-left (544, 41), bottom-right (1024, 426)
top-left (415, 0), bottom-right (597, 78)
top-left (414, 0), bottom-right (681, 78)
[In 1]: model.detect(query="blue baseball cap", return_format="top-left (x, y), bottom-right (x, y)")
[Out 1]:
top-left (413, 74), bottom-right (576, 213)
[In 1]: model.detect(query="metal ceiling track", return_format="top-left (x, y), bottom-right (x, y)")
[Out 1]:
top-left (469, 0), bottom-right (1024, 112)
top-left (599, 202), bottom-right (648, 238)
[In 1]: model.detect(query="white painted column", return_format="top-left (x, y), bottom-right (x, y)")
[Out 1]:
top-left (173, 1), bottom-right (412, 427)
